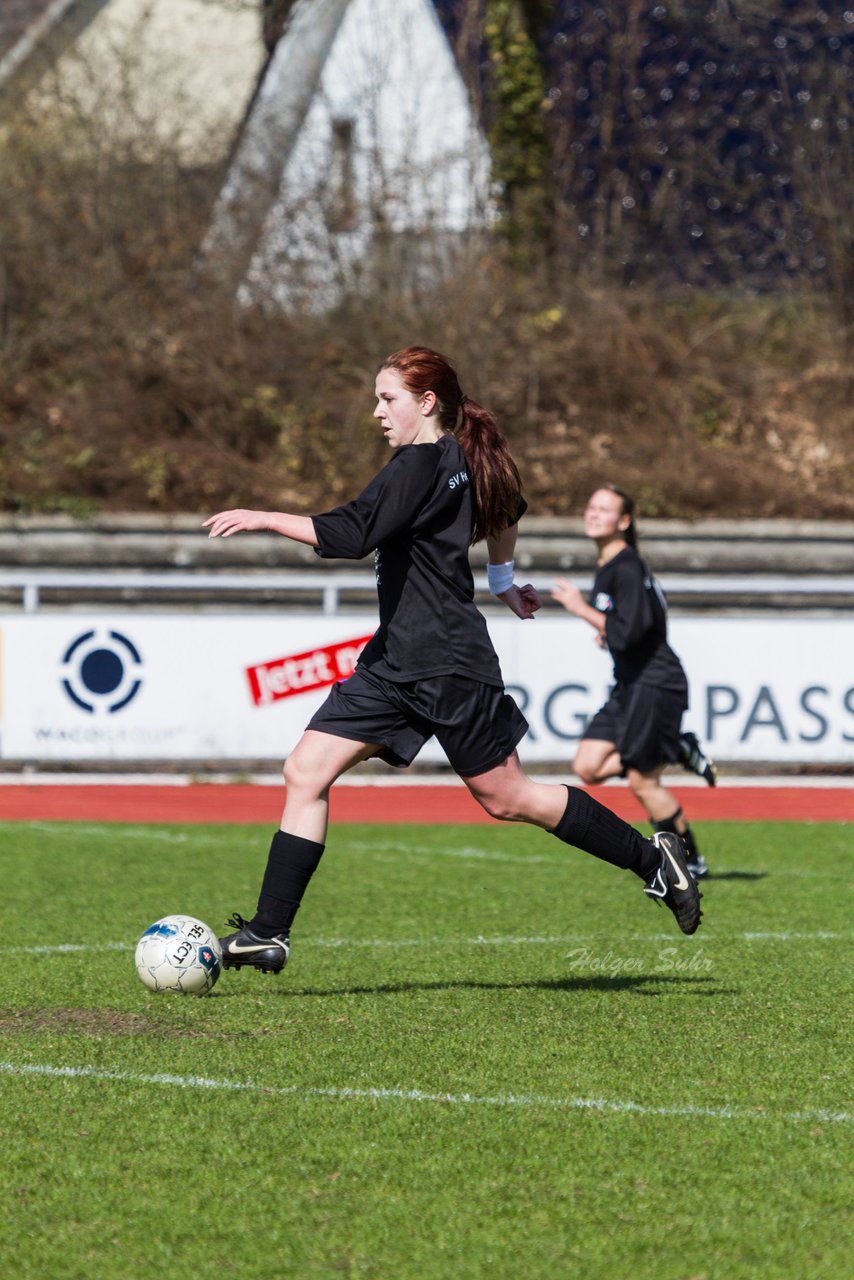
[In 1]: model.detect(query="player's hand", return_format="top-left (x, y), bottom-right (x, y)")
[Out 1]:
top-left (501, 583), bottom-right (542, 620)
top-left (203, 509), bottom-right (272, 538)
top-left (551, 577), bottom-right (585, 615)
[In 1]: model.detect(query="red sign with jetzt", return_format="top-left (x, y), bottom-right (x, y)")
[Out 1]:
top-left (246, 635), bottom-right (373, 706)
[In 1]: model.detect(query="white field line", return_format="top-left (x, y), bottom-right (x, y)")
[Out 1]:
top-left (16, 823), bottom-right (195, 842)
top-left (0, 1060), bottom-right (848, 1125)
top-left (3, 826), bottom-right (848, 878)
top-left (366, 844), bottom-right (569, 866)
top-left (349, 841), bottom-right (851, 876)
top-left (4, 929), bottom-right (843, 957)
top-left (5, 827), bottom-right (567, 859)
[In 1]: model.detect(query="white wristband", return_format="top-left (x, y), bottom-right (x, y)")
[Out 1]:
top-left (487, 560), bottom-right (515, 595)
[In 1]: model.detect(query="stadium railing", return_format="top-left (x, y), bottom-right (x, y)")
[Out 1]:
top-left (1, 569), bottom-right (852, 614)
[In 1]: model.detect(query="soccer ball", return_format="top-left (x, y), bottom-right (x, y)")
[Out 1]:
top-left (135, 915), bottom-right (222, 996)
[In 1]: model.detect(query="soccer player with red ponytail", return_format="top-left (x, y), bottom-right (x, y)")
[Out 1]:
top-left (204, 347), bottom-right (701, 975)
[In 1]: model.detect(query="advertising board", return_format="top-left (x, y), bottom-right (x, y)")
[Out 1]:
top-left (0, 613), bottom-right (851, 764)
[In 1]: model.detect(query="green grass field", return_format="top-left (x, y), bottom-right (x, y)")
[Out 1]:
top-left (1, 818), bottom-right (850, 1279)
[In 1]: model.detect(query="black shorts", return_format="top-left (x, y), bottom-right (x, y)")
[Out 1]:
top-left (307, 664), bottom-right (529, 777)
top-left (584, 682), bottom-right (687, 774)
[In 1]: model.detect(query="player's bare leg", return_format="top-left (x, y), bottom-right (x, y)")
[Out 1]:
top-left (463, 752), bottom-right (701, 934)
top-left (572, 738), bottom-right (623, 785)
top-left (220, 732), bottom-right (380, 973)
top-left (280, 731), bottom-right (380, 843)
top-left (628, 767), bottom-right (709, 881)
top-left (627, 766), bottom-right (682, 825)
top-left (462, 751), bottom-right (568, 828)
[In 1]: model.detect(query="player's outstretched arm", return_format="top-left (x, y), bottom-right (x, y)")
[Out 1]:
top-left (485, 527), bottom-right (541, 620)
top-left (552, 577), bottom-right (605, 636)
top-left (500, 583), bottom-right (542, 620)
top-left (203, 509), bottom-right (319, 546)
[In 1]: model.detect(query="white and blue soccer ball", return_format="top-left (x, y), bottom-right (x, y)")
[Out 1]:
top-left (135, 914), bottom-right (222, 996)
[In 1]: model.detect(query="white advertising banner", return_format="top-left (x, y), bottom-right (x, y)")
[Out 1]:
top-left (0, 612), bottom-right (852, 765)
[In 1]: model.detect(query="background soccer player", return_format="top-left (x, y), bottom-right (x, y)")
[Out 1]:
top-left (553, 484), bottom-right (716, 880)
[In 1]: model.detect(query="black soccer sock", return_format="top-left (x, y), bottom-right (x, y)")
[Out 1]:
top-left (652, 809), bottom-right (700, 860)
top-left (551, 785), bottom-right (658, 880)
top-left (250, 829), bottom-right (326, 936)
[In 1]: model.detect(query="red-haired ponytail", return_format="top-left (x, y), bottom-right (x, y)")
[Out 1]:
top-left (378, 346), bottom-right (523, 544)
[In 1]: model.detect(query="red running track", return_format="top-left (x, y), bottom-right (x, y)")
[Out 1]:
top-left (0, 784), bottom-right (851, 824)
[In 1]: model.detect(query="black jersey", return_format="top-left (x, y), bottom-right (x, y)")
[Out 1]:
top-left (312, 435), bottom-right (506, 686)
top-left (591, 546), bottom-right (687, 693)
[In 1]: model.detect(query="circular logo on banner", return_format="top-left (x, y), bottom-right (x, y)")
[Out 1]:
top-left (60, 629), bottom-right (144, 714)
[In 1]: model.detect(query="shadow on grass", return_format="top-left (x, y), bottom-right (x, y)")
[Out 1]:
top-left (215, 973), bottom-right (732, 999)
top-left (705, 871), bottom-right (769, 881)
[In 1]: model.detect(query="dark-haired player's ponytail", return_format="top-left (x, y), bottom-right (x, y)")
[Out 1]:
top-left (605, 484), bottom-right (638, 548)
